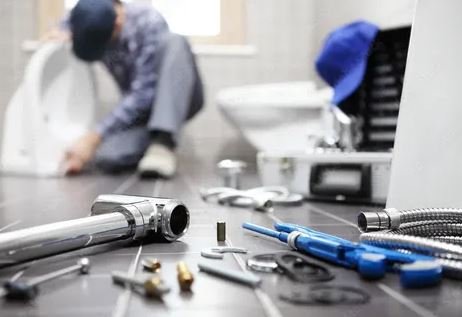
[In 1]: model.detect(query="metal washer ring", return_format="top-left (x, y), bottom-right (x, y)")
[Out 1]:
top-left (246, 253), bottom-right (279, 273)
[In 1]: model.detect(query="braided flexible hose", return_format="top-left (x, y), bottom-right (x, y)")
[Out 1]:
top-left (358, 208), bottom-right (462, 232)
top-left (395, 223), bottom-right (462, 237)
top-left (360, 233), bottom-right (462, 258)
top-left (358, 208), bottom-right (462, 278)
top-left (399, 208), bottom-right (462, 225)
top-left (431, 236), bottom-right (462, 245)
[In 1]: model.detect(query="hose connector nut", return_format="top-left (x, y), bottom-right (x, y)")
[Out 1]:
top-left (357, 210), bottom-right (390, 232)
top-left (384, 208), bottom-right (401, 230)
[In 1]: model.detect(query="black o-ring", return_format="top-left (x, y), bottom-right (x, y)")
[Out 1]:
top-left (275, 252), bottom-right (334, 283)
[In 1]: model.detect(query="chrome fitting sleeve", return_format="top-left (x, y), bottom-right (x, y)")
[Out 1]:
top-left (92, 194), bottom-right (190, 241)
top-left (357, 210), bottom-right (390, 232)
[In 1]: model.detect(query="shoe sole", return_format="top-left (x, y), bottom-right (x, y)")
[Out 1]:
top-left (138, 170), bottom-right (173, 179)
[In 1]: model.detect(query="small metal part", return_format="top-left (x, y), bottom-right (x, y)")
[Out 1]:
top-left (271, 193), bottom-right (304, 206)
top-left (201, 246), bottom-right (248, 259)
top-left (142, 258), bottom-right (161, 272)
top-left (200, 186), bottom-right (299, 211)
top-left (217, 160), bottom-right (247, 189)
top-left (247, 254), bottom-right (279, 273)
top-left (216, 192), bottom-right (273, 211)
top-left (201, 250), bottom-right (224, 259)
top-left (2, 258), bottom-right (90, 300)
top-left (177, 262), bottom-right (194, 292)
top-left (357, 210), bottom-right (390, 232)
top-left (112, 271), bottom-right (170, 298)
top-left (198, 262), bottom-right (261, 288)
top-left (217, 222), bottom-right (226, 242)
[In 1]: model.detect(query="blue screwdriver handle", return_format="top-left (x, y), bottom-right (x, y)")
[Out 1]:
top-left (274, 223), bottom-right (434, 264)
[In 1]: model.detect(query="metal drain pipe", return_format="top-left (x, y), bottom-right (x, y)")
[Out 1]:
top-left (0, 195), bottom-right (190, 267)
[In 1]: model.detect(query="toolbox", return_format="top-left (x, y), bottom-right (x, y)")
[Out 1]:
top-left (258, 151), bottom-right (392, 204)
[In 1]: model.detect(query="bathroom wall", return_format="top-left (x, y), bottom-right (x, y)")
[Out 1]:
top-left (0, 1), bottom-right (36, 156)
top-left (185, 0), bottom-right (317, 145)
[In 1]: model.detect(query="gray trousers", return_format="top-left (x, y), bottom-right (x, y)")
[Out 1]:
top-left (95, 33), bottom-right (203, 172)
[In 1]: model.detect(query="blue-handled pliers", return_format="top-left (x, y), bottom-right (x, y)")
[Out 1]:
top-left (243, 222), bottom-right (442, 288)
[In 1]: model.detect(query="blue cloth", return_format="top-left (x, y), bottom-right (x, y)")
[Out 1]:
top-left (70, 0), bottom-right (116, 61)
top-left (315, 21), bottom-right (379, 105)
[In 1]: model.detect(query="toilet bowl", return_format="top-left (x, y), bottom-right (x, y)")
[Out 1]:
top-left (217, 82), bottom-right (333, 152)
top-left (1, 43), bottom-right (98, 176)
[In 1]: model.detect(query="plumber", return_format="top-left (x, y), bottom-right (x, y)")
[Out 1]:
top-left (55, 0), bottom-right (204, 178)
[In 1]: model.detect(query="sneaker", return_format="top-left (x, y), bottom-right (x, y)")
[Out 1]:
top-left (137, 143), bottom-right (177, 178)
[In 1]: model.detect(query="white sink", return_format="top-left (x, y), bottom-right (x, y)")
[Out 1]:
top-left (217, 81), bottom-right (333, 152)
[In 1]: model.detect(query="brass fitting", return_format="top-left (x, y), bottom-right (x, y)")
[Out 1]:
top-left (177, 261), bottom-right (194, 291)
top-left (143, 276), bottom-right (170, 298)
top-left (142, 258), bottom-right (161, 272)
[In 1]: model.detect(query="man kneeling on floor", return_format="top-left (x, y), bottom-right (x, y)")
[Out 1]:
top-left (60, 0), bottom-right (204, 178)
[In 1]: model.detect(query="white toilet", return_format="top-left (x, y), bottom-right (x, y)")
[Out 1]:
top-left (217, 82), bottom-right (333, 152)
top-left (1, 43), bottom-right (99, 177)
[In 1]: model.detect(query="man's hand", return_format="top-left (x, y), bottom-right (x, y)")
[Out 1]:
top-left (63, 131), bottom-right (102, 175)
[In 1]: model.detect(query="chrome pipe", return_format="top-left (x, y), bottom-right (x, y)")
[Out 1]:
top-left (0, 195), bottom-right (190, 267)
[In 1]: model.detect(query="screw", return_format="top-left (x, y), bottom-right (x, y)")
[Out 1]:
top-left (177, 261), bottom-right (194, 292)
top-left (112, 271), bottom-right (170, 298)
top-left (3, 258), bottom-right (90, 300)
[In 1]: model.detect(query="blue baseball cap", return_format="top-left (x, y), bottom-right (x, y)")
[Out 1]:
top-left (315, 21), bottom-right (379, 105)
top-left (70, 0), bottom-right (116, 61)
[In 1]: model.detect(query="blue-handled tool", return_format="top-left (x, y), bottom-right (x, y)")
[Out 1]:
top-left (242, 222), bottom-right (442, 288)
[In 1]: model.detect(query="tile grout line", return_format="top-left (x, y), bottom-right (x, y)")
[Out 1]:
top-left (184, 171), bottom-right (282, 316)
top-left (86, 173), bottom-right (138, 217)
top-left (110, 173), bottom-right (143, 317)
top-left (1, 176), bottom-right (136, 297)
top-left (305, 204), bottom-right (359, 230)
top-left (226, 238), bottom-right (283, 317)
top-left (113, 173), bottom-right (139, 194)
top-left (0, 220), bottom-right (22, 233)
top-left (0, 174), bottom-right (121, 227)
top-left (112, 245), bottom-right (143, 317)
top-left (111, 179), bottom-right (164, 317)
top-left (377, 284), bottom-right (437, 317)
top-left (268, 207), bottom-right (435, 317)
